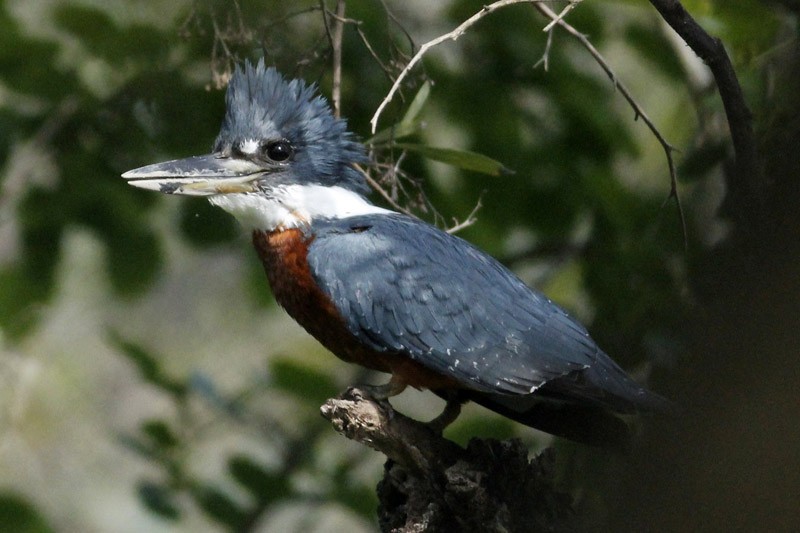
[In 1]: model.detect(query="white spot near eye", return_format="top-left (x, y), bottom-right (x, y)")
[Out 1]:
top-left (240, 139), bottom-right (260, 155)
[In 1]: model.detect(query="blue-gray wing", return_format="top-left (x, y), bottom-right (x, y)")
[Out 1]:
top-left (307, 214), bottom-right (653, 411)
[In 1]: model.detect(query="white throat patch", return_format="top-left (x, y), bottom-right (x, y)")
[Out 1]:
top-left (208, 184), bottom-right (393, 231)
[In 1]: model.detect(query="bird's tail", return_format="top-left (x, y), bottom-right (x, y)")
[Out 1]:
top-left (462, 391), bottom-right (635, 453)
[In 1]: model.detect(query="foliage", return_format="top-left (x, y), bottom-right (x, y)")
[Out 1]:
top-left (112, 333), bottom-right (376, 529)
top-left (0, 493), bottom-right (53, 533)
top-left (1, 0), bottom-right (797, 531)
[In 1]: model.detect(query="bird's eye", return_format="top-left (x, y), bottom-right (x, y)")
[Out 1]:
top-left (263, 139), bottom-right (293, 162)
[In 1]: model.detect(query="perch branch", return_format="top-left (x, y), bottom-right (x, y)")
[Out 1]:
top-left (320, 388), bottom-right (575, 532)
top-left (320, 388), bottom-right (464, 475)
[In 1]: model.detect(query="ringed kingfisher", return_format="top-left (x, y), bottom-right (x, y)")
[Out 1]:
top-left (123, 60), bottom-right (671, 449)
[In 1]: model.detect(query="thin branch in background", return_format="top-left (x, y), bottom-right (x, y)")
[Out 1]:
top-left (204, 2), bottom-right (255, 89)
top-left (0, 97), bottom-right (80, 219)
top-left (373, 0), bottom-right (418, 90)
top-left (352, 19), bottom-right (393, 75)
top-left (647, 0), bottom-right (762, 219)
top-left (370, 0), bottom-right (541, 133)
top-left (319, 0), bottom-right (334, 57)
top-left (542, 0), bottom-right (582, 32)
top-left (533, 2), bottom-right (688, 247)
top-left (210, 14), bottom-right (235, 88)
top-left (331, 1), bottom-right (346, 117)
top-left (534, 25), bottom-right (555, 71)
top-left (356, 164), bottom-right (417, 217)
top-left (386, 151), bottom-right (408, 203)
top-left (446, 194), bottom-right (484, 234)
top-left (378, 0), bottom-right (417, 58)
top-left (365, 0), bottom-right (689, 244)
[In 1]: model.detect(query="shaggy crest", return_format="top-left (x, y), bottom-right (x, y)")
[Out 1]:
top-left (214, 60), bottom-right (368, 192)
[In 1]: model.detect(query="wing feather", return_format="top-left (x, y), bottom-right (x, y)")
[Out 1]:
top-left (307, 214), bottom-right (649, 407)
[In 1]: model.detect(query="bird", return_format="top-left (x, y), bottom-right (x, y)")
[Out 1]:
top-left (123, 60), bottom-right (671, 449)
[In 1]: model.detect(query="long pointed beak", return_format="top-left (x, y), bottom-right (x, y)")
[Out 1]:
top-left (122, 154), bottom-right (265, 196)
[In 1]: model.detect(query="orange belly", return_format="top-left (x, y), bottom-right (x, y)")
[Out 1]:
top-left (252, 229), bottom-right (461, 391)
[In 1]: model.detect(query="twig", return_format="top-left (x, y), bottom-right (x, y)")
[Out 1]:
top-left (542, 0), bottom-right (582, 33)
top-left (647, 0), bottom-right (762, 219)
top-left (356, 164), bottom-right (418, 218)
top-left (446, 195), bottom-right (484, 234)
top-left (370, 0), bottom-right (541, 133)
top-left (331, 0), bottom-right (346, 117)
top-left (533, 2), bottom-right (688, 247)
top-left (534, 25), bottom-right (555, 71)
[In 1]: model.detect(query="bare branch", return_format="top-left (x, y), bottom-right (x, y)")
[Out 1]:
top-left (533, 2), bottom-right (688, 247)
top-left (356, 163), bottom-right (418, 218)
top-left (370, 0), bottom-right (541, 134)
top-left (364, 0), bottom-right (689, 244)
top-left (446, 195), bottom-right (484, 234)
top-left (331, 0), bottom-right (346, 117)
top-left (542, 0), bottom-right (582, 33)
top-left (647, 0), bottom-right (762, 220)
top-left (533, 25), bottom-right (555, 71)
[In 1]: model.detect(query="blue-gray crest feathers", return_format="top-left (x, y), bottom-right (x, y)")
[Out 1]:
top-left (214, 60), bottom-right (368, 193)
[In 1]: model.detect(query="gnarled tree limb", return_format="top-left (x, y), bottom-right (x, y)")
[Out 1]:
top-left (321, 389), bottom-right (574, 532)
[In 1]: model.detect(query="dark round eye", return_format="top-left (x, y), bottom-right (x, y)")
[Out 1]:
top-left (263, 139), bottom-right (293, 162)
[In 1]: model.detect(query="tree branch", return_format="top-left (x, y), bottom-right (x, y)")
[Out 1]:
top-left (320, 388), bottom-right (574, 532)
top-left (647, 0), bottom-right (763, 219)
top-left (331, 0), bottom-right (346, 118)
top-left (534, 1), bottom-right (688, 247)
top-left (370, 0), bottom-right (541, 134)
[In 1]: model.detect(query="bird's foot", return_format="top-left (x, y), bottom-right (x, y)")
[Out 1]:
top-left (426, 396), bottom-right (464, 435)
top-left (356, 376), bottom-right (407, 401)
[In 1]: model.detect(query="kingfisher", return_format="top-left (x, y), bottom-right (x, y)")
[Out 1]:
top-left (123, 60), bottom-right (670, 449)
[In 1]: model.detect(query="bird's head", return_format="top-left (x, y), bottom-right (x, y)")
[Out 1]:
top-left (123, 60), bottom-right (381, 231)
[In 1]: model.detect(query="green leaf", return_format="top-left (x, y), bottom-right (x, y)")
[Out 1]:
top-left (137, 481), bottom-right (180, 521)
top-left (192, 486), bottom-right (246, 529)
top-left (0, 266), bottom-right (52, 341)
top-left (105, 225), bottom-right (162, 297)
top-left (228, 455), bottom-right (290, 504)
top-left (107, 331), bottom-right (187, 398)
top-left (329, 482), bottom-right (377, 519)
top-left (401, 81), bottom-right (431, 127)
top-left (678, 140), bottom-right (728, 182)
top-left (141, 420), bottom-right (179, 449)
top-left (179, 198), bottom-right (237, 247)
top-left (53, 5), bottom-right (170, 64)
top-left (368, 119), bottom-right (421, 145)
top-left (0, 492), bottom-right (54, 533)
top-left (625, 23), bottom-right (684, 80)
top-left (395, 143), bottom-right (513, 176)
top-left (269, 358), bottom-right (339, 406)
top-left (117, 434), bottom-right (159, 460)
top-left (368, 81), bottom-right (431, 144)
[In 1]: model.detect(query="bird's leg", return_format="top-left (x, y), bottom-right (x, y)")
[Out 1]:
top-left (360, 374), bottom-right (407, 401)
top-left (427, 394), bottom-right (465, 434)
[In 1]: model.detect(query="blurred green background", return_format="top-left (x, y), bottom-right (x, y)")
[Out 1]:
top-left (1, 0), bottom-right (798, 531)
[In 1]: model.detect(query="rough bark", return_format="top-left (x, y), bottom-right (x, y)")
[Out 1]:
top-left (321, 388), bottom-right (575, 533)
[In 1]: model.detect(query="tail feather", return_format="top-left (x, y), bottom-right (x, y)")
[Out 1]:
top-left (464, 391), bottom-right (634, 452)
